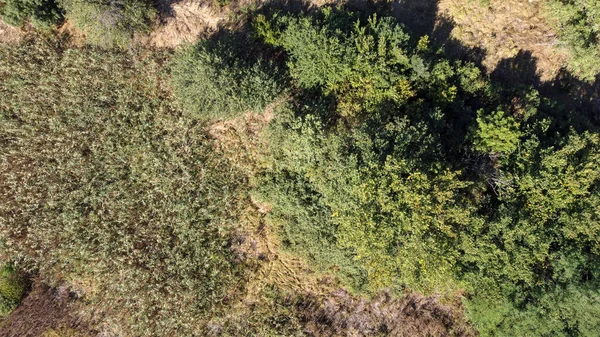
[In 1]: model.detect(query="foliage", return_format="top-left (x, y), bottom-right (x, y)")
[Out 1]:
top-left (0, 0), bottom-right (62, 27)
top-left (2, 4), bottom-right (600, 337)
top-left (169, 32), bottom-right (283, 120)
top-left (0, 264), bottom-right (25, 316)
top-left (255, 108), bottom-right (369, 291)
top-left (472, 110), bottom-right (522, 154)
top-left (254, 9), bottom-right (487, 124)
top-left (58, 0), bottom-right (155, 47)
top-left (254, 8), bottom-right (489, 294)
top-left (253, 7), bottom-right (600, 336)
top-left (337, 157), bottom-right (473, 293)
top-left (0, 37), bottom-right (250, 336)
top-left (546, 0), bottom-right (600, 81)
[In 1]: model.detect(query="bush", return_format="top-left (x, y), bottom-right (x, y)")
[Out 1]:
top-left (254, 8), bottom-right (600, 336)
top-left (0, 37), bottom-right (250, 335)
top-left (472, 110), bottom-right (522, 154)
top-left (0, 0), bottom-right (62, 27)
top-left (58, 0), bottom-right (155, 47)
top-left (0, 264), bottom-right (26, 316)
top-left (170, 32), bottom-right (283, 120)
top-left (546, 0), bottom-right (600, 81)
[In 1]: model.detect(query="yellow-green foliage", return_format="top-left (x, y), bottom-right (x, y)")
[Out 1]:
top-left (338, 158), bottom-right (472, 292)
top-left (472, 110), bottom-right (522, 154)
top-left (0, 0), bottom-right (62, 27)
top-left (0, 264), bottom-right (25, 316)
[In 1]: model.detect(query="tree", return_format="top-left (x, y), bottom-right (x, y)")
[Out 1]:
top-left (0, 0), bottom-right (62, 27)
top-left (472, 109), bottom-right (522, 154)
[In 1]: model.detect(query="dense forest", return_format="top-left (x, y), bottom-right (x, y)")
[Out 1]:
top-left (0, 0), bottom-right (599, 336)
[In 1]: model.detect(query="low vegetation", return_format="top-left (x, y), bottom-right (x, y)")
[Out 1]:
top-left (0, 37), bottom-right (251, 335)
top-left (0, 0), bottom-right (599, 336)
top-left (58, 0), bottom-right (156, 47)
top-left (0, 264), bottom-right (26, 317)
top-left (0, 0), bottom-right (61, 27)
top-left (545, 0), bottom-right (600, 81)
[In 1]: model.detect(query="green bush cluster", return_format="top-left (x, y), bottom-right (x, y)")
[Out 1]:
top-left (0, 264), bottom-right (25, 316)
top-left (169, 33), bottom-right (283, 120)
top-left (0, 37), bottom-right (250, 336)
top-left (59, 0), bottom-right (156, 47)
top-left (0, 0), bottom-right (62, 27)
top-left (251, 8), bottom-right (600, 336)
top-left (546, 0), bottom-right (600, 81)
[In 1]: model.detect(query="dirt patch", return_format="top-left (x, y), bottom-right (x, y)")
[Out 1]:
top-left (0, 21), bottom-right (24, 44)
top-left (146, 0), bottom-right (225, 48)
top-left (0, 282), bottom-right (91, 337)
top-left (57, 20), bottom-right (87, 47)
top-left (294, 289), bottom-right (476, 337)
top-left (438, 0), bottom-right (568, 81)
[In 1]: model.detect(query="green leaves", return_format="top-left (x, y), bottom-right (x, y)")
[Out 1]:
top-left (170, 34), bottom-right (283, 121)
top-left (472, 110), bottom-right (522, 154)
top-left (0, 0), bottom-right (62, 27)
top-left (338, 157), bottom-right (472, 292)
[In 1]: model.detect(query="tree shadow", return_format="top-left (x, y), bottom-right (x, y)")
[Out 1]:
top-left (491, 50), bottom-right (541, 88)
top-left (197, 0), bottom-right (600, 144)
top-left (153, 0), bottom-right (179, 19)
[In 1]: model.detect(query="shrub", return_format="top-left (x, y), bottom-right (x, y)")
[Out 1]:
top-left (472, 110), bottom-right (522, 154)
top-left (170, 32), bottom-right (283, 120)
top-left (0, 264), bottom-right (26, 316)
top-left (0, 37), bottom-right (249, 336)
top-left (58, 0), bottom-right (155, 47)
top-left (545, 0), bottom-right (600, 81)
top-left (0, 0), bottom-right (62, 27)
top-left (254, 8), bottom-right (600, 336)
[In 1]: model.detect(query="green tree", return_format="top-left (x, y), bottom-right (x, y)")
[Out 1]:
top-left (0, 0), bottom-right (62, 27)
top-left (472, 110), bottom-right (522, 154)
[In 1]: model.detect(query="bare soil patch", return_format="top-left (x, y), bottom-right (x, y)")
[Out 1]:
top-left (0, 282), bottom-right (91, 337)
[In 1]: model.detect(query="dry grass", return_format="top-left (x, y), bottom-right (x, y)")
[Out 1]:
top-left (145, 0), bottom-right (225, 48)
top-left (438, 0), bottom-right (568, 81)
top-left (0, 21), bottom-right (23, 45)
top-left (208, 97), bottom-right (332, 297)
top-left (56, 20), bottom-right (87, 47)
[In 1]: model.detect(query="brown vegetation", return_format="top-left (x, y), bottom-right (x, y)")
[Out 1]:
top-left (438, 0), bottom-right (568, 80)
top-left (296, 290), bottom-right (476, 337)
top-left (0, 20), bottom-right (23, 44)
top-left (0, 282), bottom-right (90, 337)
top-left (146, 0), bottom-right (224, 48)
